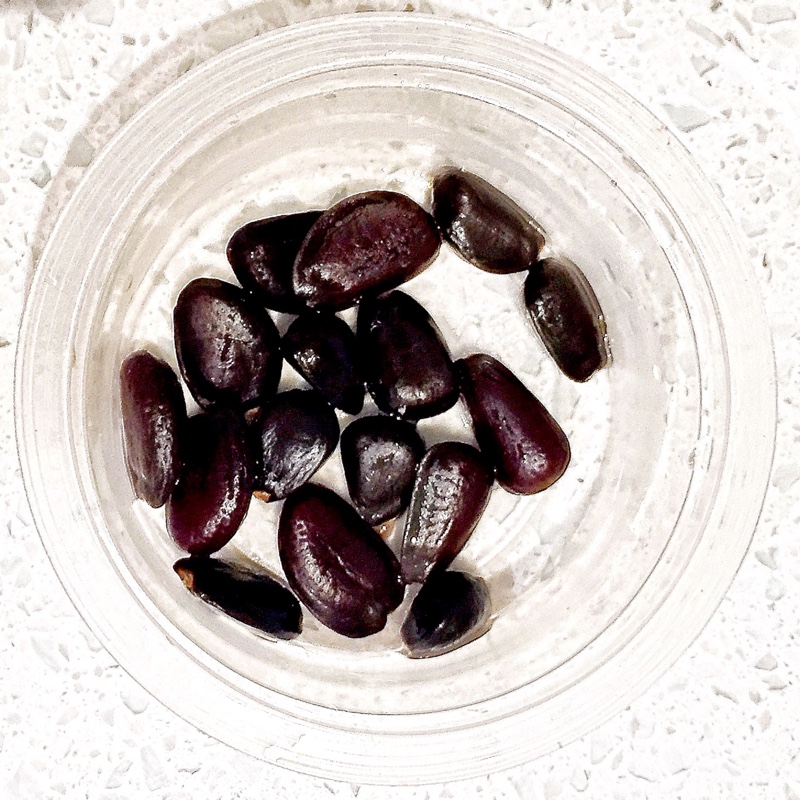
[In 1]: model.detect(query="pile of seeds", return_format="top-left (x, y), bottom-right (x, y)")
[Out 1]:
top-left (120, 168), bottom-right (608, 658)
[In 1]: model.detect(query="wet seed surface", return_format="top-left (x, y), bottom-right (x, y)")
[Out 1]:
top-left (122, 171), bottom-right (609, 656)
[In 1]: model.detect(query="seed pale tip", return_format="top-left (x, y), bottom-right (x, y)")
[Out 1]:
top-left (173, 561), bottom-right (196, 591)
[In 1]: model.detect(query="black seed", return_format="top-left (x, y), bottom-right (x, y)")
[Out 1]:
top-left (174, 557), bottom-right (302, 639)
top-left (400, 442), bottom-right (493, 584)
top-left (524, 256), bottom-right (609, 382)
top-left (166, 410), bottom-right (254, 555)
top-left (252, 389), bottom-right (339, 501)
top-left (120, 350), bottom-right (186, 508)
top-left (401, 570), bottom-right (492, 658)
top-left (173, 277), bottom-right (282, 410)
top-left (292, 191), bottom-right (441, 310)
top-left (278, 483), bottom-right (404, 638)
top-left (358, 290), bottom-right (459, 420)
top-left (226, 211), bottom-right (321, 313)
top-left (282, 312), bottom-right (365, 414)
top-left (432, 168), bottom-right (544, 274)
top-left (341, 414), bottom-right (425, 525)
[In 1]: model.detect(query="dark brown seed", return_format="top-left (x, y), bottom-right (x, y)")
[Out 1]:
top-left (119, 350), bottom-right (187, 508)
top-left (166, 410), bottom-right (254, 555)
top-left (174, 557), bottom-right (302, 640)
top-left (401, 570), bottom-right (492, 658)
top-left (278, 483), bottom-right (404, 638)
top-left (226, 211), bottom-right (321, 313)
top-left (358, 291), bottom-right (459, 420)
top-left (457, 354), bottom-right (570, 494)
top-left (400, 442), bottom-right (493, 584)
top-left (431, 168), bottom-right (544, 274)
top-left (340, 415), bottom-right (425, 526)
top-left (292, 191), bottom-right (441, 310)
top-left (173, 277), bottom-right (282, 410)
top-left (252, 389), bottom-right (339, 501)
top-left (524, 256), bottom-right (608, 382)
top-left (282, 312), bottom-right (365, 414)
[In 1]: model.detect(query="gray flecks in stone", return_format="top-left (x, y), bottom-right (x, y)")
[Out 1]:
top-left (570, 768), bottom-right (589, 792)
top-left (64, 133), bottom-right (95, 168)
top-left (140, 746), bottom-right (168, 791)
top-left (726, 135), bottom-right (748, 149)
top-left (763, 673), bottom-right (788, 690)
top-left (691, 54), bottom-right (718, 75)
top-left (752, 5), bottom-right (796, 24)
top-left (30, 161), bottom-right (51, 188)
top-left (754, 547), bottom-right (778, 569)
top-left (613, 24), bottom-right (635, 38)
top-left (770, 463), bottom-right (800, 490)
top-left (83, 0), bottom-right (115, 27)
top-left (712, 685), bottom-right (738, 702)
top-left (766, 576), bottom-right (785, 601)
top-left (735, 10), bottom-right (754, 34)
top-left (14, 38), bottom-right (27, 69)
top-left (725, 31), bottom-right (749, 53)
top-left (686, 19), bottom-right (725, 46)
top-left (663, 103), bottom-right (713, 132)
top-left (590, 732), bottom-right (614, 764)
top-left (45, 117), bottom-right (67, 131)
top-left (755, 653), bottom-right (778, 670)
top-left (34, 0), bottom-right (66, 23)
top-left (21, 131), bottom-right (47, 158)
top-left (54, 41), bottom-right (73, 81)
top-left (105, 760), bottom-right (132, 790)
top-left (759, 710), bottom-right (773, 731)
top-left (121, 688), bottom-right (149, 714)
top-left (30, 635), bottom-right (63, 671)
top-left (786, 783), bottom-right (800, 800)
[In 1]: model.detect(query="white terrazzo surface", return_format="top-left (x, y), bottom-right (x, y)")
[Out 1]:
top-left (2, 0), bottom-right (800, 797)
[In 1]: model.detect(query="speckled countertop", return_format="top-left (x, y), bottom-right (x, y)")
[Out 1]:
top-left (2, 0), bottom-right (799, 798)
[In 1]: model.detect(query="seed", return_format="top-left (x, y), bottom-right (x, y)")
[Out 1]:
top-left (431, 168), bottom-right (544, 274)
top-left (282, 311), bottom-right (365, 414)
top-left (174, 557), bottom-right (302, 640)
top-left (524, 256), bottom-right (609, 382)
top-left (251, 389), bottom-right (339, 501)
top-left (166, 409), bottom-right (254, 555)
top-left (457, 353), bottom-right (570, 494)
top-left (358, 290), bottom-right (459, 420)
top-left (292, 191), bottom-right (440, 310)
top-left (119, 350), bottom-right (186, 508)
top-left (401, 570), bottom-right (492, 658)
top-left (400, 442), bottom-right (493, 584)
top-left (226, 211), bottom-right (321, 313)
top-left (278, 483), bottom-right (404, 638)
top-left (173, 277), bottom-right (282, 410)
top-left (340, 414), bottom-right (425, 526)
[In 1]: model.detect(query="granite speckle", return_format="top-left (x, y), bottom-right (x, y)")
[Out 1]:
top-left (662, 102), bottom-right (713, 132)
top-left (752, 5), bottom-right (796, 24)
